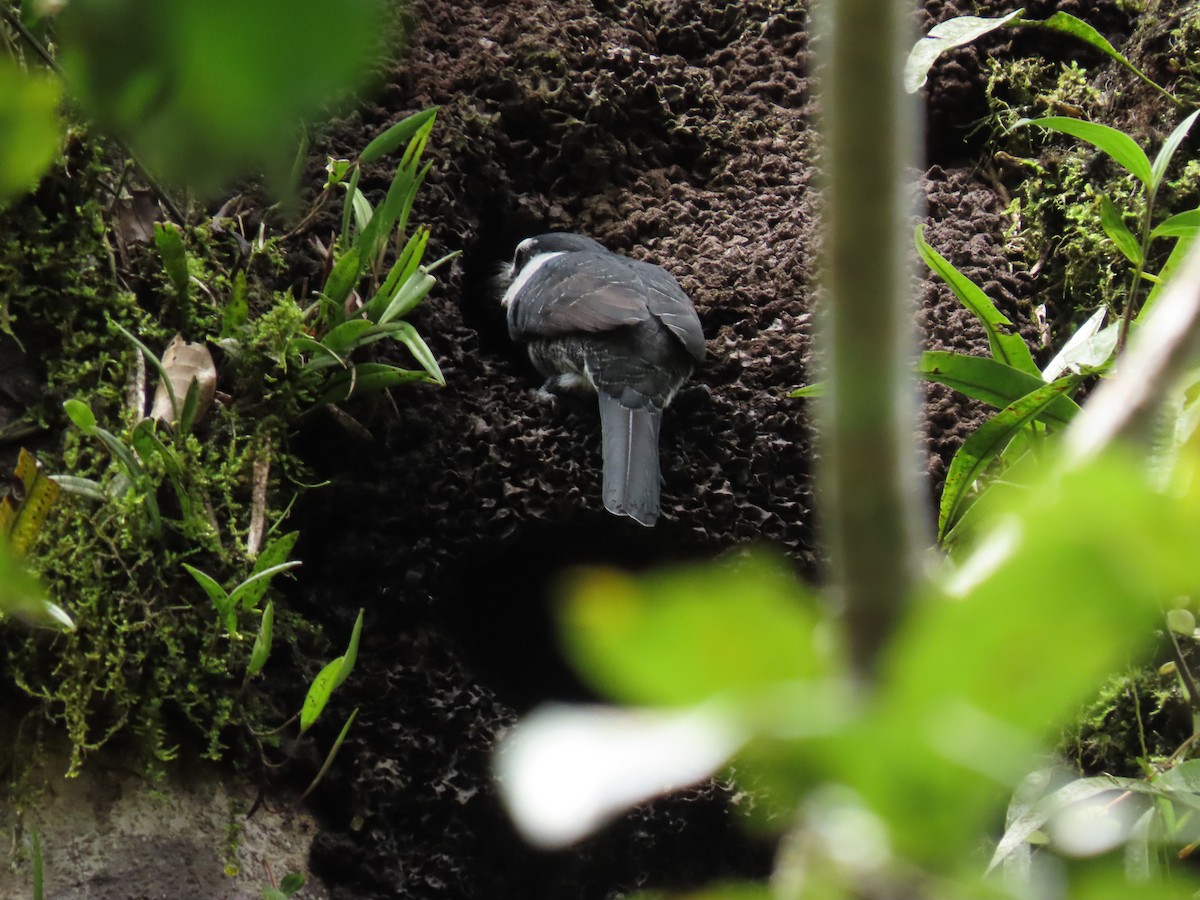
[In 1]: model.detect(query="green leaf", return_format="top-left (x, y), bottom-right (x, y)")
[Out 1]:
top-left (243, 531), bottom-right (300, 607)
top-left (1167, 607), bottom-right (1196, 636)
top-left (182, 562), bottom-right (236, 633)
top-left (1099, 195), bottom-right (1143, 265)
top-left (279, 871), bottom-right (306, 896)
top-left (788, 383), bottom-right (825, 398)
top-left (0, 60), bottom-right (62, 206)
top-left (154, 221), bottom-right (190, 301)
top-left (322, 319), bottom-right (376, 354)
top-left (333, 608), bottom-right (363, 689)
top-left (358, 108), bottom-right (438, 163)
top-left (1150, 109), bottom-right (1200, 194)
top-left (322, 246), bottom-right (364, 311)
top-left (247, 601), bottom-right (274, 676)
top-left (369, 227), bottom-right (429, 321)
top-left (347, 185), bottom-right (373, 236)
top-left (222, 270), bottom-right (250, 337)
top-left (1150, 207), bottom-right (1200, 240)
top-left (916, 226), bottom-right (1039, 375)
top-left (228, 561), bottom-right (301, 612)
top-left (560, 554), bottom-right (832, 707)
top-left (388, 321), bottom-right (445, 385)
top-left (903, 9), bottom-right (1024, 94)
top-left (300, 657), bottom-right (343, 733)
top-left (339, 164), bottom-right (362, 249)
top-left (49, 475), bottom-right (107, 502)
top-left (919, 351), bottom-right (1080, 427)
top-left (378, 272), bottom-right (436, 325)
top-left (58, 0), bottom-right (389, 196)
top-left (1017, 116), bottom-right (1153, 189)
top-left (938, 375), bottom-right (1082, 540)
top-left (315, 362), bottom-right (433, 405)
top-left (62, 399), bottom-right (97, 435)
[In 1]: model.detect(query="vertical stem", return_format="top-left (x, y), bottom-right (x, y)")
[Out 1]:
top-left (1116, 189), bottom-right (1156, 354)
top-left (816, 0), bottom-right (925, 678)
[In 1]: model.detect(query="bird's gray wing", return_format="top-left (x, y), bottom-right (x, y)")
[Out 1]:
top-left (507, 252), bottom-right (651, 341)
top-left (623, 258), bottom-right (706, 362)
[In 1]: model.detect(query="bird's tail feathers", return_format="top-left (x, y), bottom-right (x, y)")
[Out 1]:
top-left (598, 392), bottom-right (662, 527)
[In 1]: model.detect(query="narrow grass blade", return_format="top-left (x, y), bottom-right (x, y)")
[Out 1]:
top-left (359, 107), bottom-right (438, 163)
top-left (111, 322), bottom-right (179, 421)
top-left (1150, 109), bottom-right (1200, 193)
top-left (339, 165), bottom-right (361, 249)
top-left (1017, 117), bottom-right (1153, 189)
top-left (938, 375), bottom-right (1082, 540)
top-left (49, 475), bottom-right (107, 502)
top-left (371, 227), bottom-right (429, 321)
top-left (1099, 195), bottom-right (1142, 265)
top-left (919, 351), bottom-right (1081, 427)
top-left (916, 226), bottom-right (1039, 374)
top-left (296, 707), bottom-right (359, 804)
top-left (904, 9), bottom-right (1023, 93)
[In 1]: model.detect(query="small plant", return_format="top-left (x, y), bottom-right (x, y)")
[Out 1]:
top-left (262, 871), bottom-right (306, 900)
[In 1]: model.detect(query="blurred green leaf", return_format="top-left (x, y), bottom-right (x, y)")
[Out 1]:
top-left (1017, 117), bottom-right (1153, 189)
top-left (560, 554), bottom-right (834, 707)
top-left (916, 226), bottom-right (1039, 375)
top-left (0, 544), bottom-right (72, 629)
top-left (322, 246), bottom-right (364, 311)
top-left (59, 0), bottom-right (387, 195)
top-left (279, 871), bottom-right (306, 895)
top-left (0, 60), bottom-right (62, 206)
top-left (154, 221), bottom-right (190, 301)
top-left (222, 271), bottom-right (250, 337)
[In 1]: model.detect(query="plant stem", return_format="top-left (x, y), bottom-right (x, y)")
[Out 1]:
top-left (1117, 191), bottom-right (1157, 354)
top-left (816, 0), bottom-right (925, 679)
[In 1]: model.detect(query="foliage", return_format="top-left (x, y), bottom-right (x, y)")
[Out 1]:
top-left (904, 7), bottom-right (1174, 103)
top-left (0, 102), bottom-right (449, 784)
top-left (1, 0), bottom-right (392, 199)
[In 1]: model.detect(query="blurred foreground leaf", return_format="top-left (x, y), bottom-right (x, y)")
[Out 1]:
top-left (59, 0), bottom-right (388, 195)
top-left (0, 59), bottom-right (62, 206)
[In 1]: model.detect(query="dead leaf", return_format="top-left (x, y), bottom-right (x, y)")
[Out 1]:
top-left (150, 334), bottom-right (217, 428)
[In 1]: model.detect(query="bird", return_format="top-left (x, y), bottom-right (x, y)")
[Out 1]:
top-left (497, 232), bottom-right (705, 526)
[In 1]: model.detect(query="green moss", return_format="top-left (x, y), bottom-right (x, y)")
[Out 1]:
top-left (0, 132), bottom-right (330, 781)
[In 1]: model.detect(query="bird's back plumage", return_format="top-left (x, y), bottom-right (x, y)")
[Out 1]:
top-left (500, 233), bottom-right (703, 526)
